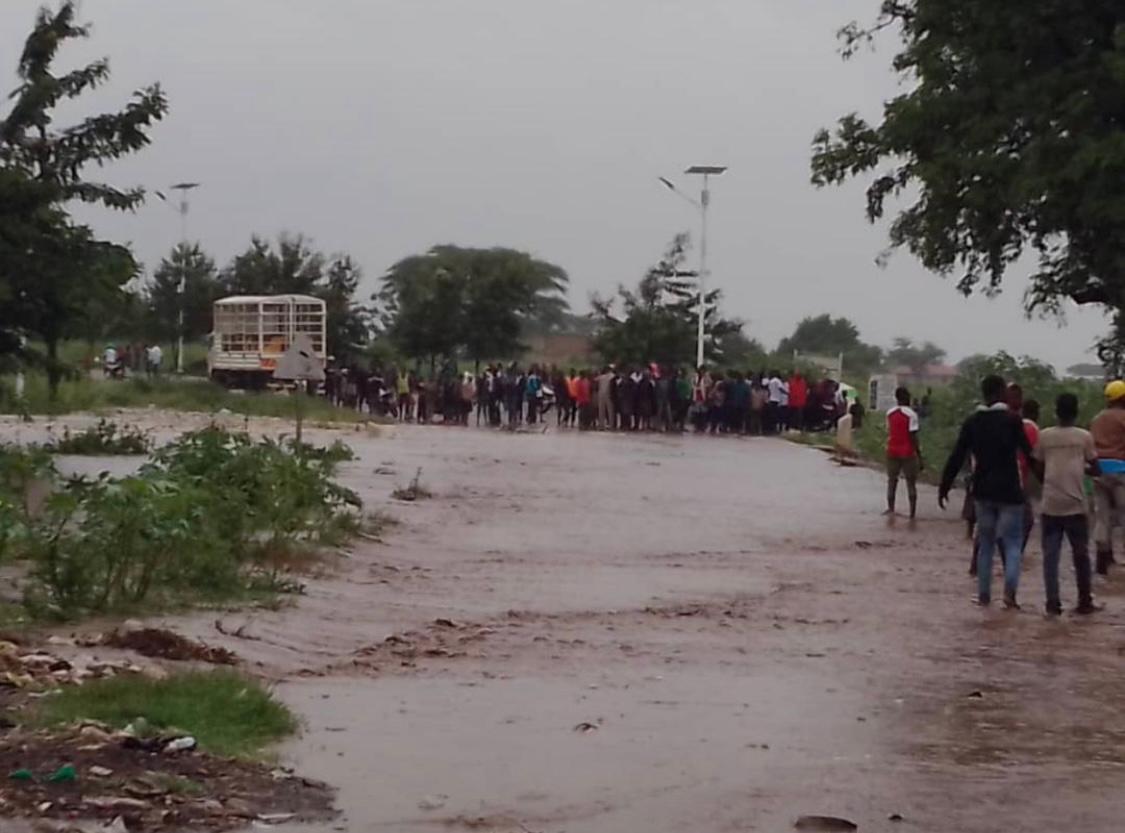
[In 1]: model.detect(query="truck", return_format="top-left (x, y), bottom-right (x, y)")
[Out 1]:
top-left (208, 294), bottom-right (327, 388)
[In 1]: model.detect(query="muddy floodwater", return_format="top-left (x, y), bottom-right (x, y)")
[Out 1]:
top-left (6, 413), bottom-right (1125, 832)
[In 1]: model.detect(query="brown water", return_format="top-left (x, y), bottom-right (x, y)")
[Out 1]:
top-left (5, 414), bottom-right (1125, 832)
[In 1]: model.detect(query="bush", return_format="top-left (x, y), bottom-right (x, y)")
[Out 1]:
top-left (45, 419), bottom-right (151, 455)
top-left (5, 428), bottom-right (361, 619)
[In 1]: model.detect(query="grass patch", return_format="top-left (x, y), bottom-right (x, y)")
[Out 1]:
top-left (34, 670), bottom-right (298, 758)
top-left (0, 374), bottom-right (368, 425)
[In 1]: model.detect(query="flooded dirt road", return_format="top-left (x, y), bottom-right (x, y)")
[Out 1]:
top-left (7, 414), bottom-right (1125, 832)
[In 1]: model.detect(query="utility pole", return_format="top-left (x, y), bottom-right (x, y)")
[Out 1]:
top-left (157, 182), bottom-right (201, 374)
top-left (660, 166), bottom-right (728, 368)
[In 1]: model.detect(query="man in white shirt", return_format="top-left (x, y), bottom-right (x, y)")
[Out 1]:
top-left (146, 344), bottom-right (163, 376)
top-left (766, 371), bottom-right (785, 434)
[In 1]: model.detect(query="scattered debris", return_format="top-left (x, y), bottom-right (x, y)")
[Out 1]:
top-left (889, 812), bottom-right (904, 822)
top-left (573, 722), bottom-right (599, 734)
top-left (418, 794), bottom-right (448, 811)
top-left (103, 628), bottom-right (238, 666)
top-left (392, 468), bottom-right (433, 502)
top-left (967, 690), bottom-right (984, 699)
top-left (0, 727), bottom-right (336, 830)
top-left (794, 816), bottom-right (859, 832)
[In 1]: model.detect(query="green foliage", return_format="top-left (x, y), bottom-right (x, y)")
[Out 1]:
top-left (219, 234), bottom-right (374, 362)
top-left (35, 670), bottom-right (297, 758)
top-left (0, 375), bottom-right (366, 423)
top-left (4, 428), bottom-right (361, 619)
top-left (0, 2), bottom-right (168, 396)
top-left (591, 234), bottom-right (741, 367)
top-left (147, 243), bottom-right (221, 344)
top-left (379, 245), bottom-right (570, 365)
top-left (777, 314), bottom-right (883, 376)
top-left (45, 419), bottom-right (151, 455)
top-left (854, 352), bottom-right (1103, 481)
top-left (811, 1), bottom-right (1125, 319)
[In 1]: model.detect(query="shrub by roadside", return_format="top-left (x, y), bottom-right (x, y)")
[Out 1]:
top-left (0, 427), bottom-right (362, 620)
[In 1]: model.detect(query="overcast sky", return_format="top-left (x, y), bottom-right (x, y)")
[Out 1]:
top-left (1, 0), bottom-right (1107, 369)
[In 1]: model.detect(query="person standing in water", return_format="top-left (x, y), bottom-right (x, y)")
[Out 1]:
top-left (940, 375), bottom-right (1033, 609)
top-left (1031, 393), bottom-right (1100, 616)
top-left (1089, 380), bottom-right (1125, 575)
top-left (885, 387), bottom-right (922, 518)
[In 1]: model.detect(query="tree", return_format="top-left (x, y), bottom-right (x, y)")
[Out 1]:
top-left (811, 2), bottom-right (1125, 317)
top-left (219, 234), bottom-right (324, 296)
top-left (777, 314), bottom-right (883, 375)
top-left (885, 337), bottom-right (947, 373)
top-left (378, 245), bottom-right (570, 369)
top-left (320, 256), bottom-right (374, 363)
top-left (0, 1), bottom-right (167, 395)
top-left (220, 234), bottom-right (373, 361)
top-left (591, 234), bottom-right (741, 367)
top-left (148, 243), bottom-right (220, 345)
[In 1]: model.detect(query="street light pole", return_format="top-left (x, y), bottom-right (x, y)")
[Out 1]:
top-left (660, 167), bottom-right (727, 368)
top-left (158, 182), bottom-right (201, 375)
top-left (684, 166), bottom-right (726, 369)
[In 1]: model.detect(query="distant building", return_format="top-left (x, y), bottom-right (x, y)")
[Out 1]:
top-left (890, 363), bottom-right (959, 388)
top-left (522, 333), bottom-right (595, 366)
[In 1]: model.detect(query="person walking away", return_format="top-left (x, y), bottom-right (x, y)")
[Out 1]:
top-left (575, 370), bottom-right (593, 429)
top-left (939, 375), bottom-right (1034, 608)
top-left (553, 368), bottom-right (570, 426)
top-left (729, 371), bottom-right (750, 434)
top-left (596, 367), bottom-right (616, 430)
top-left (707, 371), bottom-right (726, 434)
top-left (885, 387), bottom-right (922, 518)
top-left (788, 371), bottom-right (808, 432)
top-left (1031, 393), bottom-right (1100, 616)
top-left (1090, 380), bottom-right (1125, 575)
top-left (1003, 384), bottom-right (1040, 562)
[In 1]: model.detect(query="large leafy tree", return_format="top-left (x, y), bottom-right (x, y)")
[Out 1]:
top-left (811, 2), bottom-right (1125, 315)
top-left (0, 1), bottom-right (168, 395)
top-left (591, 234), bottom-right (742, 367)
top-left (378, 245), bottom-right (570, 369)
top-left (148, 243), bottom-right (221, 344)
top-left (220, 234), bottom-right (373, 361)
top-left (219, 234), bottom-right (325, 296)
top-left (777, 314), bottom-right (883, 375)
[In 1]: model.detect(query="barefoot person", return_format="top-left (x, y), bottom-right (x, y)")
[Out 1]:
top-left (885, 386), bottom-right (922, 518)
top-left (939, 375), bottom-right (1033, 609)
top-left (1031, 393), bottom-right (1100, 616)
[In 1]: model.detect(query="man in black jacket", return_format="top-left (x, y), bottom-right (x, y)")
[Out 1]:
top-left (940, 375), bottom-right (1034, 609)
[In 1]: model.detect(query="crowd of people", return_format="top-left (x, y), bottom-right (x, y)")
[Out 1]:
top-left (325, 363), bottom-right (864, 436)
top-left (885, 374), bottom-right (1122, 617)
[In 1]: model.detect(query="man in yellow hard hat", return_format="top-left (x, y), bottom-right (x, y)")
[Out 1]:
top-left (1089, 380), bottom-right (1125, 575)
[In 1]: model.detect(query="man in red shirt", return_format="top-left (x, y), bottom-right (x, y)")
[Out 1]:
top-left (788, 371), bottom-right (809, 432)
top-left (886, 386), bottom-right (923, 518)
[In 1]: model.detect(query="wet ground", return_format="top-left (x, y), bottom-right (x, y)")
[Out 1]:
top-left (5, 413), bottom-right (1125, 832)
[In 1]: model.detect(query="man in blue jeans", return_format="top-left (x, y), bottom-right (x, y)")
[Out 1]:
top-left (940, 375), bottom-right (1034, 608)
top-left (1030, 393), bottom-right (1100, 616)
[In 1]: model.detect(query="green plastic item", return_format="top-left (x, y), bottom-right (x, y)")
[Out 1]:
top-left (47, 764), bottom-right (76, 783)
top-left (8, 768), bottom-right (33, 781)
